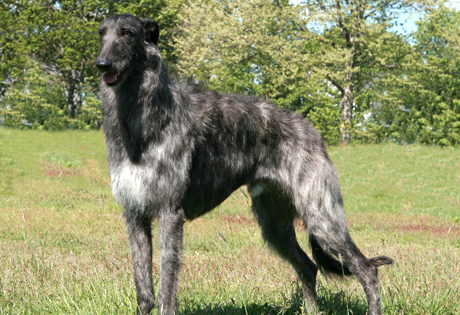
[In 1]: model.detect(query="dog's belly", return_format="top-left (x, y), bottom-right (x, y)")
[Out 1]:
top-left (180, 128), bottom-right (259, 219)
top-left (182, 178), bottom-right (246, 219)
top-left (182, 158), bottom-right (253, 219)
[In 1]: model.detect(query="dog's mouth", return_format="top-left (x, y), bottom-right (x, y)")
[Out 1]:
top-left (102, 64), bottom-right (130, 86)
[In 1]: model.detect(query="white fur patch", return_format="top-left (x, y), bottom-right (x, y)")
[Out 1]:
top-left (110, 162), bottom-right (154, 210)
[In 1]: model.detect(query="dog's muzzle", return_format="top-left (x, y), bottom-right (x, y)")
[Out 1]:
top-left (95, 58), bottom-right (130, 86)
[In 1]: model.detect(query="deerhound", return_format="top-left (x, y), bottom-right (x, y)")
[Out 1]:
top-left (95, 14), bottom-right (393, 315)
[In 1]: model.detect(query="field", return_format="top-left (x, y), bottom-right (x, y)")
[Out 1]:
top-left (0, 128), bottom-right (459, 314)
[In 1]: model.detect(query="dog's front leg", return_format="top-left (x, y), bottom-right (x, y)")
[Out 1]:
top-left (157, 208), bottom-right (185, 315)
top-left (126, 214), bottom-right (155, 315)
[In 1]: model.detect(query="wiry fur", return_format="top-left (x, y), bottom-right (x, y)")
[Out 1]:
top-left (96, 14), bottom-right (393, 315)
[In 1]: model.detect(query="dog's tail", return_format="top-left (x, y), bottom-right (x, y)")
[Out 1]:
top-left (303, 157), bottom-right (393, 277)
top-left (309, 234), bottom-right (393, 277)
top-left (309, 234), bottom-right (352, 276)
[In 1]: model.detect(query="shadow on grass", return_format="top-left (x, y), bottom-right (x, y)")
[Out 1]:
top-left (180, 303), bottom-right (301, 315)
top-left (316, 287), bottom-right (369, 315)
top-left (179, 286), bottom-right (369, 315)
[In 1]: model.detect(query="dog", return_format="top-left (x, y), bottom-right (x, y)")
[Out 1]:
top-left (95, 14), bottom-right (393, 315)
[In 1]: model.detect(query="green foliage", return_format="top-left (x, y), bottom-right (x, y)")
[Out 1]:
top-left (2, 1), bottom-right (460, 145)
top-left (299, 79), bottom-right (342, 145)
top-left (79, 94), bottom-right (103, 129)
top-left (368, 7), bottom-right (460, 145)
top-left (174, 0), bottom-right (320, 109)
top-left (0, 1), bottom-right (24, 96)
top-left (0, 59), bottom-right (101, 130)
top-left (301, 0), bottom-right (433, 143)
top-left (174, 0), bottom-right (453, 145)
top-left (306, 105), bottom-right (341, 145)
top-left (1, 59), bottom-right (66, 129)
top-left (0, 0), bottom-right (184, 127)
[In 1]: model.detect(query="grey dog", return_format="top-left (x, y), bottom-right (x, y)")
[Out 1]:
top-left (95, 14), bottom-right (393, 315)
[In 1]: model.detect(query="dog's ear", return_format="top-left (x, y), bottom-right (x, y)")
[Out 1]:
top-left (141, 18), bottom-right (160, 45)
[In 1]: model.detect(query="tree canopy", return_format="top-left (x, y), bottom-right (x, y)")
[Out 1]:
top-left (0, 0), bottom-right (183, 127)
top-left (1, 0), bottom-right (460, 146)
top-left (372, 6), bottom-right (460, 146)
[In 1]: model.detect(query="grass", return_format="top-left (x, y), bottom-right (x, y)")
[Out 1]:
top-left (0, 128), bottom-right (459, 314)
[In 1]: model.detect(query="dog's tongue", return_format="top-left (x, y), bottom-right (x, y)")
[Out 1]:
top-left (102, 72), bottom-right (118, 84)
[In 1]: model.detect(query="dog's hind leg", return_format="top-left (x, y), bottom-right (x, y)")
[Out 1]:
top-left (157, 209), bottom-right (185, 315)
top-left (249, 183), bottom-right (319, 315)
top-left (125, 214), bottom-right (155, 315)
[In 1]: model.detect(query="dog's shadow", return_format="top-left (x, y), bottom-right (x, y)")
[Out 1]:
top-left (179, 289), bottom-right (369, 314)
top-left (179, 301), bottom-right (301, 315)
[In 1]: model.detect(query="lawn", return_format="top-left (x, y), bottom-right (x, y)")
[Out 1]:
top-left (0, 128), bottom-right (459, 314)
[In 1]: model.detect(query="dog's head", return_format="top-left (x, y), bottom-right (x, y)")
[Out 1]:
top-left (95, 14), bottom-right (160, 87)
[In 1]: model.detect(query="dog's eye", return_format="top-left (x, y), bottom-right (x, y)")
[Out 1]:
top-left (121, 29), bottom-right (132, 36)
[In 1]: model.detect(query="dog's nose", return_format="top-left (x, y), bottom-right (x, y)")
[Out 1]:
top-left (95, 58), bottom-right (112, 71)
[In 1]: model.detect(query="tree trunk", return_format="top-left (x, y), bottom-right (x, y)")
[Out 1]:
top-left (65, 70), bottom-right (83, 119)
top-left (339, 84), bottom-right (353, 143)
top-left (65, 84), bottom-right (82, 119)
top-left (66, 83), bottom-right (77, 119)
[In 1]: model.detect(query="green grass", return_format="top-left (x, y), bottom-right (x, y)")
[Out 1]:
top-left (0, 128), bottom-right (459, 314)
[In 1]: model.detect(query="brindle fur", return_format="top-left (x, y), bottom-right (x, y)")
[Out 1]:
top-left (96, 14), bottom-right (393, 315)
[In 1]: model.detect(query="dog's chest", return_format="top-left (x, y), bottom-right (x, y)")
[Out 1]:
top-left (110, 161), bottom-right (156, 211)
top-left (107, 140), bottom-right (190, 212)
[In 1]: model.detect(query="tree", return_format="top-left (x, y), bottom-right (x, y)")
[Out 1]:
top-left (373, 6), bottom-right (460, 145)
top-left (304, 0), bottom-right (434, 142)
top-left (175, 0), bottom-right (310, 103)
top-left (174, 0), bottom-right (345, 143)
top-left (0, 0), bottom-right (184, 123)
top-left (0, 1), bottom-right (27, 96)
top-left (174, 0), bottom-right (439, 144)
top-left (0, 58), bottom-right (72, 129)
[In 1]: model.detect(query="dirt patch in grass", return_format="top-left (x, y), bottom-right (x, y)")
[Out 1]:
top-left (447, 196), bottom-right (460, 207)
top-left (41, 162), bottom-right (79, 177)
top-left (395, 222), bottom-right (460, 237)
top-left (348, 212), bottom-right (460, 238)
top-left (222, 214), bottom-right (256, 226)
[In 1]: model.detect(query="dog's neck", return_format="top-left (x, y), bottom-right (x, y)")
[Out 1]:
top-left (101, 61), bottom-right (177, 163)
